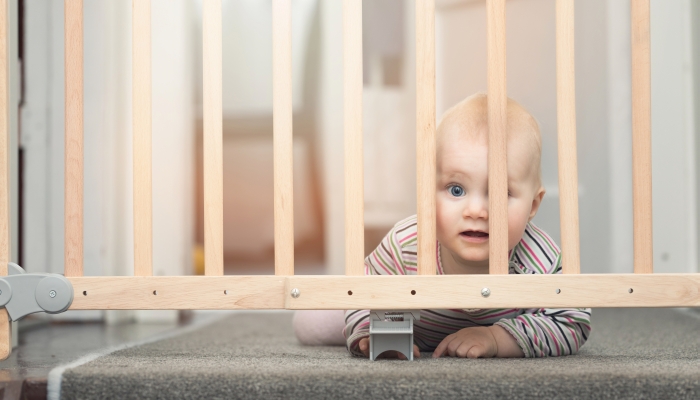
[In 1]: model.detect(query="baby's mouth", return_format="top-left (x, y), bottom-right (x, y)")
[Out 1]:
top-left (461, 230), bottom-right (489, 238)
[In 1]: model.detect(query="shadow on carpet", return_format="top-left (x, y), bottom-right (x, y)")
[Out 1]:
top-left (54, 308), bottom-right (700, 400)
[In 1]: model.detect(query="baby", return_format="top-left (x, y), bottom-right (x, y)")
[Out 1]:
top-left (294, 93), bottom-right (591, 358)
top-left (343, 93), bottom-right (592, 359)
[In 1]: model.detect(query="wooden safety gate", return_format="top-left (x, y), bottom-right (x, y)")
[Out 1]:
top-left (1, 0), bottom-right (699, 361)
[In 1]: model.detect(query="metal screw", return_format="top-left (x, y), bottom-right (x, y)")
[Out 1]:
top-left (291, 288), bottom-right (300, 298)
top-left (481, 287), bottom-right (491, 297)
top-left (49, 290), bottom-right (57, 298)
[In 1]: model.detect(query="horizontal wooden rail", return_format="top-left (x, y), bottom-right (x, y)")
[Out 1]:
top-left (64, 275), bottom-right (700, 310)
top-left (70, 276), bottom-right (287, 309)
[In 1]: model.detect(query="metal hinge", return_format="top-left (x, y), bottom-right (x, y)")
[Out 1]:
top-left (0, 263), bottom-right (74, 321)
top-left (369, 310), bottom-right (420, 361)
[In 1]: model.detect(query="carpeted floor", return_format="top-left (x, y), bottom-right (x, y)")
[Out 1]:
top-left (53, 308), bottom-right (700, 399)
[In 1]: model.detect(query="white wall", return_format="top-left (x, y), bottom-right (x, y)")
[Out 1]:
top-left (608, 0), bottom-right (697, 274)
top-left (317, 0), bottom-right (344, 274)
top-left (649, 0), bottom-right (696, 273)
top-left (192, 0), bottom-right (317, 118)
top-left (22, 0), bottom-right (196, 322)
top-left (363, 1), bottom-right (417, 229)
top-left (316, 1), bottom-right (418, 274)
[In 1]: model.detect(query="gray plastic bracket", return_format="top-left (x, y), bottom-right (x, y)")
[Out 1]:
top-left (369, 310), bottom-right (421, 361)
top-left (0, 263), bottom-right (74, 322)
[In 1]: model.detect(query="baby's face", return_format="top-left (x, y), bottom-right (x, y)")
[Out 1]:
top-left (436, 129), bottom-right (545, 271)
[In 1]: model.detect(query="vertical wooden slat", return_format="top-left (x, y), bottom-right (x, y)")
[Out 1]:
top-left (65, 0), bottom-right (83, 277)
top-left (416, 0), bottom-right (436, 276)
top-left (556, 0), bottom-right (581, 274)
top-left (631, 0), bottom-right (653, 274)
top-left (486, 0), bottom-right (508, 274)
top-left (133, 0), bottom-right (152, 276)
top-left (343, 0), bottom-right (363, 276)
top-left (0, 0), bottom-right (11, 360)
top-left (203, 0), bottom-right (223, 276)
top-left (273, 0), bottom-right (294, 276)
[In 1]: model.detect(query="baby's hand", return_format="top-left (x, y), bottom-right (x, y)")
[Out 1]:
top-left (432, 326), bottom-right (498, 358)
top-left (358, 337), bottom-right (421, 360)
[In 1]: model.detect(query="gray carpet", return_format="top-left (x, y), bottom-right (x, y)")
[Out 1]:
top-left (57, 308), bottom-right (700, 399)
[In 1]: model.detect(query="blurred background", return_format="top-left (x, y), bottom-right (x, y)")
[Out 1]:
top-left (15, 0), bottom-right (700, 323)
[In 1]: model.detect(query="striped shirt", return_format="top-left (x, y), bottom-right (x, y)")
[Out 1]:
top-left (344, 214), bottom-right (592, 357)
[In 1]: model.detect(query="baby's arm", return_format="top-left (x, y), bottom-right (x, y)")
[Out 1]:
top-left (495, 307), bottom-right (592, 357)
top-left (432, 307), bottom-right (590, 358)
top-left (490, 324), bottom-right (525, 357)
top-left (344, 309), bottom-right (371, 356)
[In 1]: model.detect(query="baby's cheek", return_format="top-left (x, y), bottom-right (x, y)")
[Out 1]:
top-left (507, 210), bottom-right (530, 249)
top-left (435, 203), bottom-right (451, 240)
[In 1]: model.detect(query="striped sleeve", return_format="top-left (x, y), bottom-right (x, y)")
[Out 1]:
top-left (495, 307), bottom-right (592, 357)
top-left (497, 222), bottom-right (592, 357)
top-left (343, 216), bottom-right (415, 356)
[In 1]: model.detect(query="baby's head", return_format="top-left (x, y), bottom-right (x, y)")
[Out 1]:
top-left (436, 93), bottom-right (545, 272)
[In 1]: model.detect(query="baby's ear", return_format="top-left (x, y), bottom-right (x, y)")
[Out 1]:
top-left (528, 186), bottom-right (546, 222)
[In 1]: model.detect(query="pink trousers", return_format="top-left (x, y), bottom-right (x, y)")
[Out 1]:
top-left (292, 310), bottom-right (346, 346)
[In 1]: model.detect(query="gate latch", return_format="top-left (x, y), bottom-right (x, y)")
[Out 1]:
top-left (0, 263), bottom-right (74, 321)
top-left (369, 310), bottom-right (420, 361)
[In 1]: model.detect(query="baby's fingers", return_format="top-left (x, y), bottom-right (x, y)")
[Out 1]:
top-left (360, 338), bottom-right (420, 360)
top-left (457, 342), bottom-right (485, 359)
top-left (358, 338), bottom-right (370, 357)
top-left (432, 334), bottom-right (454, 358)
top-left (467, 345), bottom-right (486, 358)
top-left (432, 344), bottom-right (448, 358)
top-left (396, 345), bottom-right (421, 360)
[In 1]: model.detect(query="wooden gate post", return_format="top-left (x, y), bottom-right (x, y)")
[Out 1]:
top-left (0, 0), bottom-right (11, 361)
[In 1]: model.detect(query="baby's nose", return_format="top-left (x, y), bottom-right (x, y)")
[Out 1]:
top-left (463, 196), bottom-right (488, 218)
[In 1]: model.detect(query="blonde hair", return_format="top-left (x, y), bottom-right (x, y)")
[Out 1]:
top-left (436, 92), bottom-right (542, 186)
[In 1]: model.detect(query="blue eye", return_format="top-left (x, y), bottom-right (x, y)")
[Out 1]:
top-left (449, 185), bottom-right (464, 197)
